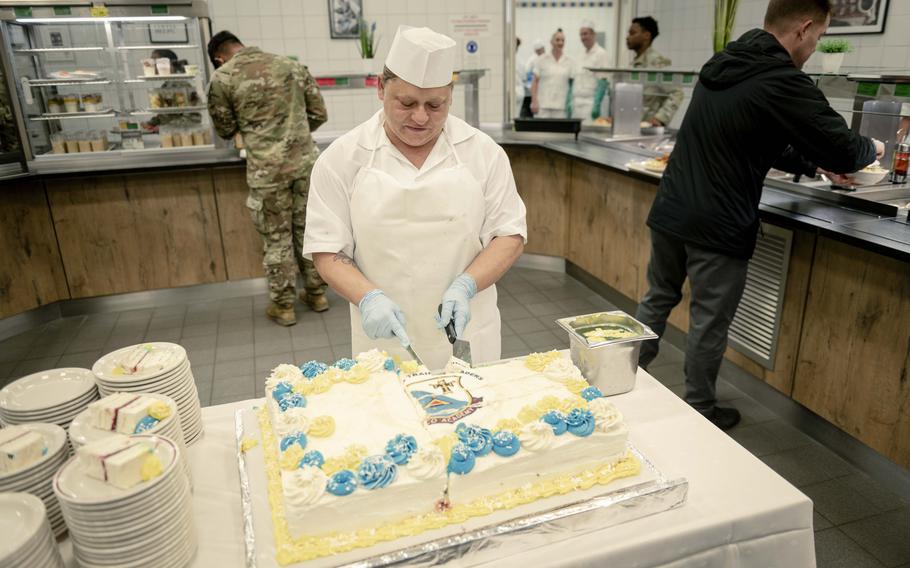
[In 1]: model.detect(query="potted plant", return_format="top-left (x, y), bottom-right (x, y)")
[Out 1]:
top-left (713, 0), bottom-right (739, 53)
top-left (357, 19), bottom-right (379, 75)
top-left (817, 38), bottom-right (851, 74)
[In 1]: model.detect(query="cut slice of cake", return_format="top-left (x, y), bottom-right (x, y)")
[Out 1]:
top-left (0, 426), bottom-right (47, 474)
top-left (77, 435), bottom-right (163, 489)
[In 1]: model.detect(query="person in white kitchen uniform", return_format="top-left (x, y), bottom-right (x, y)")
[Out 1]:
top-left (573, 20), bottom-right (610, 123)
top-left (530, 29), bottom-right (575, 118)
top-left (303, 26), bottom-right (528, 370)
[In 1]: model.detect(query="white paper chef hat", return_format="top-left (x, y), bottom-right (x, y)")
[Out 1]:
top-left (580, 19), bottom-right (596, 31)
top-left (385, 26), bottom-right (456, 88)
top-left (532, 38), bottom-right (545, 50)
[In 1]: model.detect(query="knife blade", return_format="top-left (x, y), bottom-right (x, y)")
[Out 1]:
top-left (437, 304), bottom-right (472, 366)
top-left (405, 344), bottom-right (425, 367)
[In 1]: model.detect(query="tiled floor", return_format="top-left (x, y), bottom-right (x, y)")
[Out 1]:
top-left (1, 266), bottom-right (909, 567)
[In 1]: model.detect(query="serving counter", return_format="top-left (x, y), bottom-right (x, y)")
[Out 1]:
top-left (1, 127), bottom-right (909, 477)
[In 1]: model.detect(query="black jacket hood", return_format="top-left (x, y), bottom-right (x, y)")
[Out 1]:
top-left (699, 28), bottom-right (795, 89)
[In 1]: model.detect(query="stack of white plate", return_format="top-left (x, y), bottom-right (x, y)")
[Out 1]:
top-left (0, 492), bottom-right (65, 568)
top-left (68, 393), bottom-right (192, 487)
top-left (0, 423), bottom-right (69, 537)
top-left (53, 434), bottom-right (197, 568)
top-left (92, 343), bottom-right (203, 445)
top-left (0, 368), bottom-right (99, 430)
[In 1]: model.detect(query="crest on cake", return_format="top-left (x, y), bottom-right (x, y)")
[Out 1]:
top-left (408, 374), bottom-right (484, 425)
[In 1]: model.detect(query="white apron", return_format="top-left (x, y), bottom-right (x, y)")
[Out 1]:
top-left (348, 126), bottom-right (501, 370)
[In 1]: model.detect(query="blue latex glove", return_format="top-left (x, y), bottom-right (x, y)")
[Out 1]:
top-left (359, 289), bottom-right (410, 347)
top-left (436, 274), bottom-right (477, 338)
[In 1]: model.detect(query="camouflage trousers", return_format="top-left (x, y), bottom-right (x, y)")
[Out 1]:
top-left (246, 176), bottom-right (326, 307)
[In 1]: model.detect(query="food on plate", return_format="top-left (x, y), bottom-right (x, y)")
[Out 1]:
top-left (861, 164), bottom-right (887, 174)
top-left (593, 116), bottom-right (612, 127)
top-left (47, 70), bottom-right (101, 80)
top-left (642, 154), bottom-right (670, 172)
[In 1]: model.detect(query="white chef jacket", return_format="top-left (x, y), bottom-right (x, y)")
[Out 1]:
top-left (575, 43), bottom-right (609, 100)
top-left (302, 110), bottom-right (528, 261)
top-left (533, 52), bottom-right (575, 111)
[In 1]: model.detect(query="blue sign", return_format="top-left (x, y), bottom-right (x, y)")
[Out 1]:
top-left (466, 40), bottom-right (478, 54)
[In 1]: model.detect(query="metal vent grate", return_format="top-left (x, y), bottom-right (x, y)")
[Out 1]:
top-left (727, 223), bottom-right (793, 369)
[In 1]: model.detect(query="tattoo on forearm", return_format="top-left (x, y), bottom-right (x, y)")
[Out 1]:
top-left (333, 252), bottom-right (357, 267)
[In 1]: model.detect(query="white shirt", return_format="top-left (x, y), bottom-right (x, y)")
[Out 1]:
top-left (575, 43), bottom-right (609, 100)
top-left (533, 52), bottom-right (575, 111)
top-left (303, 110), bottom-right (528, 260)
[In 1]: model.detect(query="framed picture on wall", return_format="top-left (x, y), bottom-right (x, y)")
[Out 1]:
top-left (149, 23), bottom-right (189, 44)
top-left (328, 0), bottom-right (362, 39)
top-left (827, 0), bottom-right (889, 35)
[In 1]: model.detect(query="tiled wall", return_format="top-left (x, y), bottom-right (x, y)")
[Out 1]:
top-left (632, 0), bottom-right (910, 127)
top-left (207, 0), bottom-right (506, 132)
top-left (635, 0), bottom-right (910, 72)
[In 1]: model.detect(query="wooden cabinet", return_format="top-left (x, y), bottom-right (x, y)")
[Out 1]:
top-left (212, 166), bottom-right (264, 281)
top-left (793, 236), bottom-right (910, 468)
top-left (0, 178), bottom-right (69, 319)
top-left (506, 147), bottom-right (570, 258)
top-left (46, 170), bottom-right (226, 298)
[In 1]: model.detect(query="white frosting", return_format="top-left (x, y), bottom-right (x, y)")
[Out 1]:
top-left (266, 364), bottom-right (304, 390)
top-left (543, 358), bottom-right (583, 383)
top-left (282, 466), bottom-right (327, 510)
top-left (406, 445), bottom-right (446, 480)
top-left (355, 349), bottom-right (388, 372)
top-left (273, 407), bottom-right (310, 437)
top-left (0, 427), bottom-right (46, 474)
top-left (519, 421), bottom-right (557, 451)
top-left (588, 398), bottom-right (623, 433)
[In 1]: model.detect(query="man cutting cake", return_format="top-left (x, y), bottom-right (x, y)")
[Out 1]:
top-left (303, 26), bottom-right (528, 370)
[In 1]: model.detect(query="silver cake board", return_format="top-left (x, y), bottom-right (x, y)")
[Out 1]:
top-left (235, 406), bottom-right (688, 568)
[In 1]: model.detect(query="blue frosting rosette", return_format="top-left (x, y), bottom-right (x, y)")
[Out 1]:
top-left (455, 423), bottom-right (493, 457)
top-left (448, 443), bottom-right (476, 475)
top-left (385, 434), bottom-right (418, 465)
top-left (541, 410), bottom-right (568, 435)
top-left (271, 381), bottom-right (294, 401)
top-left (565, 408), bottom-right (596, 437)
top-left (383, 358), bottom-right (396, 371)
top-left (491, 430), bottom-right (521, 457)
top-left (580, 386), bottom-right (604, 401)
top-left (133, 415), bottom-right (159, 434)
top-left (357, 455), bottom-right (398, 490)
top-left (277, 392), bottom-right (307, 412)
top-left (327, 469), bottom-right (357, 496)
top-left (299, 450), bottom-right (324, 469)
top-left (333, 358), bottom-right (357, 371)
top-left (280, 432), bottom-right (308, 452)
top-left (300, 360), bottom-right (328, 379)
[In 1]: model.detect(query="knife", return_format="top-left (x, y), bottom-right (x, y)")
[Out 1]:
top-left (437, 304), bottom-right (473, 365)
top-left (404, 344), bottom-right (425, 367)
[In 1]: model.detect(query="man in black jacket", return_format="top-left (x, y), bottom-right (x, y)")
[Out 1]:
top-left (635, 0), bottom-right (883, 431)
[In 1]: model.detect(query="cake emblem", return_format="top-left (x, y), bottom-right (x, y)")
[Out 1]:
top-left (408, 374), bottom-right (483, 425)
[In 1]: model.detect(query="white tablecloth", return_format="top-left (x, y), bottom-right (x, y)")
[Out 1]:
top-left (61, 370), bottom-right (815, 568)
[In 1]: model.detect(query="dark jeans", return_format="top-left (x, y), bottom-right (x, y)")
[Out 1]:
top-left (635, 229), bottom-right (749, 415)
top-left (519, 96), bottom-right (534, 118)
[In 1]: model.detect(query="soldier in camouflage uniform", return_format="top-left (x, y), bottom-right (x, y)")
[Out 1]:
top-left (626, 16), bottom-right (683, 126)
top-left (207, 31), bottom-right (328, 326)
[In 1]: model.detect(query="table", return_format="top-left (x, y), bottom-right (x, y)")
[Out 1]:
top-left (61, 369), bottom-right (815, 568)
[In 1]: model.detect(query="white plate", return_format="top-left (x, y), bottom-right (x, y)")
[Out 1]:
top-left (54, 435), bottom-right (178, 505)
top-left (0, 423), bottom-right (68, 483)
top-left (92, 343), bottom-right (187, 383)
top-left (72, 503), bottom-right (192, 557)
top-left (0, 368), bottom-right (96, 413)
top-left (0, 387), bottom-right (98, 416)
top-left (93, 362), bottom-right (191, 391)
top-left (0, 492), bottom-right (46, 560)
top-left (58, 465), bottom-right (185, 517)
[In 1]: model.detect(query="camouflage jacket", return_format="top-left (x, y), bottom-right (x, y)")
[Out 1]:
top-left (207, 47), bottom-right (327, 187)
top-left (632, 46), bottom-right (684, 126)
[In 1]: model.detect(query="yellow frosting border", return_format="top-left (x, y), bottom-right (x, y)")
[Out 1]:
top-left (256, 406), bottom-right (641, 565)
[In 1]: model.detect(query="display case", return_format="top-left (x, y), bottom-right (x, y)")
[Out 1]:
top-left (0, 1), bottom-right (221, 174)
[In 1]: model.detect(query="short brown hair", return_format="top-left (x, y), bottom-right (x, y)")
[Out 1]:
top-left (764, 0), bottom-right (831, 28)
